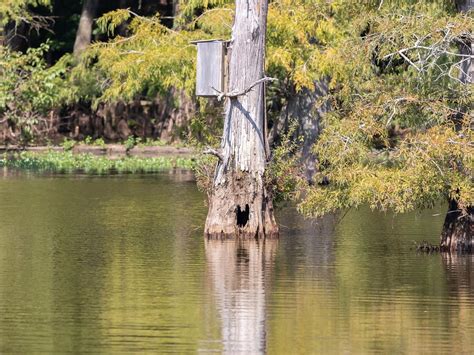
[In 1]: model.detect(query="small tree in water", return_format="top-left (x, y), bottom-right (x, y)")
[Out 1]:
top-left (204, 0), bottom-right (279, 239)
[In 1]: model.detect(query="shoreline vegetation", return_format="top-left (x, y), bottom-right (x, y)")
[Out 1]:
top-left (0, 144), bottom-right (197, 174)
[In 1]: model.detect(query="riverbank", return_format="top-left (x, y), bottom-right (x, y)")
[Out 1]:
top-left (0, 144), bottom-right (195, 158)
top-left (0, 145), bottom-right (198, 174)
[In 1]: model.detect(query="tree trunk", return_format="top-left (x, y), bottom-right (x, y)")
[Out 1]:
top-left (172, 0), bottom-right (180, 28)
top-left (456, 0), bottom-right (474, 13)
top-left (271, 79), bottom-right (330, 182)
top-left (204, 0), bottom-right (278, 239)
top-left (456, 0), bottom-right (474, 83)
top-left (73, 0), bottom-right (98, 57)
top-left (440, 200), bottom-right (474, 252)
top-left (3, 21), bottom-right (28, 52)
top-left (440, 0), bottom-right (474, 249)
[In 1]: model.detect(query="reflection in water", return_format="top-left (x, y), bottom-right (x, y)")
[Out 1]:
top-left (205, 240), bottom-right (278, 354)
top-left (1, 171), bottom-right (474, 353)
top-left (443, 253), bottom-right (474, 292)
top-left (441, 253), bottom-right (474, 351)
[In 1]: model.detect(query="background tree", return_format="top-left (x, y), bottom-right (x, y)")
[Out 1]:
top-left (439, 0), bottom-right (474, 250)
top-left (73, 0), bottom-right (98, 56)
top-left (297, 1), bottom-right (473, 250)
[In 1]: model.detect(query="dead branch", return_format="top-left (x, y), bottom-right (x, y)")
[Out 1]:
top-left (212, 77), bottom-right (278, 101)
top-left (203, 147), bottom-right (223, 161)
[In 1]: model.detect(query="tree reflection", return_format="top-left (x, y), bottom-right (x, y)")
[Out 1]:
top-left (204, 239), bottom-right (278, 354)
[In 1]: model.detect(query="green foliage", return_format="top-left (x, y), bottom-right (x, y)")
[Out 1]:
top-left (61, 138), bottom-right (76, 151)
top-left (136, 138), bottom-right (169, 147)
top-left (193, 154), bottom-right (217, 194)
top-left (74, 9), bottom-right (202, 104)
top-left (83, 136), bottom-right (106, 148)
top-left (298, 1), bottom-right (473, 217)
top-left (1, 151), bottom-right (196, 174)
top-left (0, 42), bottom-right (68, 142)
top-left (266, 123), bottom-right (305, 204)
top-left (0, 0), bottom-right (51, 25)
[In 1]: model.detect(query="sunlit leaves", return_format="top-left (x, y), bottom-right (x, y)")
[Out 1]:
top-left (297, 0), bottom-right (473, 217)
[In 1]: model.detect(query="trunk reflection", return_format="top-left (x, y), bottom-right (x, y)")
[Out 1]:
top-left (205, 240), bottom-right (278, 353)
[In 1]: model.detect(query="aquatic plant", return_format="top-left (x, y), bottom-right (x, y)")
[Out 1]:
top-left (0, 151), bottom-right (196, 174)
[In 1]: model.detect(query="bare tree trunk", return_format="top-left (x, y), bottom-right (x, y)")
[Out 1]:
top-left (439, 0), bottom-right (473, 250)
top-left (204, 0), bottom-right (278, 239)
top-left (73, 0), bottom-right (98, 57)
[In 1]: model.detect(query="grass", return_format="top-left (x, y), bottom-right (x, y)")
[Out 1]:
top-left (0, 151), bottom-right (196, 174)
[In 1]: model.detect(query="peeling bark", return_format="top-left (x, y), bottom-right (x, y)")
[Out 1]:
top-left (204, 0), bottom-right (278, 239)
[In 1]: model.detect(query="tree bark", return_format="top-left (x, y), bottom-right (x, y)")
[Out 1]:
top-left (439, 0), bottom-right (474, 250)
top-left (440, 200), bottom-right (474, 252)
top-left (456, 0), bottom-right (474, 83)
top-left (271, 79), bottom-right (330, 182)
top-left (456, 0), bottom-right (474, 13)
top-left (172, 0), bottom-right (180, 28)
top-left (3, 21), bottom-right (28, 52)
top-left (204, 0), bottom-right (278, 239)
top-left (73, 0), bottom-right (98, 57)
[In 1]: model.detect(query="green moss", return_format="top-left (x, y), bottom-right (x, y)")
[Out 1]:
top-left (0, 151), bottom-right (196, 174)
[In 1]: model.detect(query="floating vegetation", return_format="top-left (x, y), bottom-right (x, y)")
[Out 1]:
top-left (0, 151), bottom-right (196, 174)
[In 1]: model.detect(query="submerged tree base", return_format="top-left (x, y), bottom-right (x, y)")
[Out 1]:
top-left (440, 200), bottom-right (474, 253)
top-left (416, 201), bottom-right (474, 254)
top-left (205, 172), bottom-right (279, 240)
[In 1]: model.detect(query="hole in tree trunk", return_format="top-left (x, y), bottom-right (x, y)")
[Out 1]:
top-left (236, 204), bottom-right (250, 227)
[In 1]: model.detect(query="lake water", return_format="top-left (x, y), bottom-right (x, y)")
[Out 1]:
top-left (0, 170), bottom-right (473, 354)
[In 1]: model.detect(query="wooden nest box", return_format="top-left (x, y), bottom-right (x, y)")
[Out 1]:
top-left (191, 39), bottom-right (230, 97)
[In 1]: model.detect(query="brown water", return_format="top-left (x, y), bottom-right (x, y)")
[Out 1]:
top-left (0, 170), bottom-right (473, 354)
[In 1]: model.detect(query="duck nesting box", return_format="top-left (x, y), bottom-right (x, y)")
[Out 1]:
top-left (192, 39), bottom-right (229, 97)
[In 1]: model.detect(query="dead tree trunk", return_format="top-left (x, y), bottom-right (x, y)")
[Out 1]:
top-left (204, 0), bottom-right (278, 239)
top-left (73, 0), bottom-right (98, 57)
top-left (439, 0), bottom-right (473, 251)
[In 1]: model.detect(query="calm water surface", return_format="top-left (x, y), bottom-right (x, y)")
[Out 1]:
top-left (0, 169), bottom-right (473, 354)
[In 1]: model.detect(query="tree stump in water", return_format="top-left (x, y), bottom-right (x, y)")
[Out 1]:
top-left (440, 200), bottom-right (474, 252)
top-left (204, 0), bottom-right (278, 239)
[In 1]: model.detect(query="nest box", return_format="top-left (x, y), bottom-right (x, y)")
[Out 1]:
top-left (192, 39), bottom-right (229, 97)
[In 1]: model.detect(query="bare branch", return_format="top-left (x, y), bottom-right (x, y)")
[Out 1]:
top-left (212, 77), bottom-right (278, 101)
top-left (203, 147), bottom-right (223, 161)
